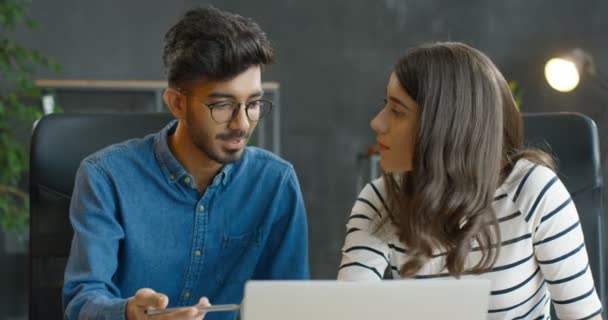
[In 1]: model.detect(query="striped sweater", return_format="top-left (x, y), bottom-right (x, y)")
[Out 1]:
top-left (338, 159), bottom-right (602, 319)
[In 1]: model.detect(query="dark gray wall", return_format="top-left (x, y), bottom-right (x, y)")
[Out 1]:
top-left (7, 0), bottom-right (608, 298)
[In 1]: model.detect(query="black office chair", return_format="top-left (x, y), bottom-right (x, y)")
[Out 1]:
top-left (523, 112), bottom-right (606, 318)
top-left (29, 112), bottom-right (607, 318)
top-left (29, 113), bottom-right (173, 319)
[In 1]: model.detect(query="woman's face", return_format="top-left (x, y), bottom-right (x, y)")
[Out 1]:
top-left (371, 72), bottom-right (419, 173)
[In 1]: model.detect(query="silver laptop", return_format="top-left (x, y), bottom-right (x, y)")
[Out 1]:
top-left (241, 280), bottom-right (490, 320)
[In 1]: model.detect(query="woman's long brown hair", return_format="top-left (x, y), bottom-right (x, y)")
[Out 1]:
top-left (382, 42), bottom-right (554, 278)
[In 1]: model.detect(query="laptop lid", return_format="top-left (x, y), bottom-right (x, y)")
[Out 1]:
top-left (241, 280), bottom-right (490, 320)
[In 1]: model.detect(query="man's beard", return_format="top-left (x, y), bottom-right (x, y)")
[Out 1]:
top-left (188, 125), bottom-right (250, 164)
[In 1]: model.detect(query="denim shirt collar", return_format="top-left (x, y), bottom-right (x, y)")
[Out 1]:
top-left (153, 120), bottom-right (233, 187)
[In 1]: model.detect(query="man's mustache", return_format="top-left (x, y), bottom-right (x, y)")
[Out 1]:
top-left (216, 130), bottom-right (249, 140)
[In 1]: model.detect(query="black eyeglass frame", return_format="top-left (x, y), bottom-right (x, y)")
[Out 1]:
top-left (175, 88), bottom-right (273, 124)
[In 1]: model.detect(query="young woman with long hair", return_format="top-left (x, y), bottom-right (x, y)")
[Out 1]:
top-left (338, 42), bottom-right (603, 320)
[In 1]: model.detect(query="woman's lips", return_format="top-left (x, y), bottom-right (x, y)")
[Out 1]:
top-left (378, 141), bottom-right (390, 151)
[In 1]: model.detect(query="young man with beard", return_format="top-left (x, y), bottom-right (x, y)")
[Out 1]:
top-left (63, 6), bottom-right (309, 320)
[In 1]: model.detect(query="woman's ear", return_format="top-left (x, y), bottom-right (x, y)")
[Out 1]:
top-left (164, 88), bottom-right (185, 119)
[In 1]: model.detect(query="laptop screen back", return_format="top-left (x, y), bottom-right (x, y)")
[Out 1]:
top-left (241, 280), bottom-right (490, 320)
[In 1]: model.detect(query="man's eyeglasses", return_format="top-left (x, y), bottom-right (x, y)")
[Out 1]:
top-left (204, 99), bottom-right (273, 123)
top-left (176, 88), bottom-right (273, 124)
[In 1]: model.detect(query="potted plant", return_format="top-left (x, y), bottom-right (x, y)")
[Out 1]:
top-left (1, 0), bottom-right (59, 251)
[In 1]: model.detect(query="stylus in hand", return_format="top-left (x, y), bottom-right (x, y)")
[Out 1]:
top-left (144, 304), bottom-right (240, 316)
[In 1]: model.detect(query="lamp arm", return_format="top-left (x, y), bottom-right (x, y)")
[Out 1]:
top-left (589, 70), bottom-right (608, 91)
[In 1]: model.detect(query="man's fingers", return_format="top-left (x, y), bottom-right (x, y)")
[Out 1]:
top-left (133, 288), bottom-right (168, 309)
top-left (191, 297), bottom-right (211, 320)
top-left (167, 306), bottom-right (200, 319)
top-left (130, 290), bottom-right (209, 319)
top-left (195, 297), bottom-right (210, 307)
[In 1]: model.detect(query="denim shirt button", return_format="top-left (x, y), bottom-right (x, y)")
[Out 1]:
top-left (184, 291), bottom-right (190, 299)
top-left (183, 176), bottom-right (191, 184)
top-left (169, 174), bottom-right (176, 180)
top-left (198, 205), bottom-right (205, 212)
top-left (194, 250), bottom-right (202, 257)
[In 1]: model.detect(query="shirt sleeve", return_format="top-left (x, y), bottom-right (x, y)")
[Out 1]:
top-left (337, 180), bottom-right (390, 280)
top-left (252, 166), bottom-right (310, 280)
top-left (62, 159), bottom-right (129, 320)
top-left (520, 165), bottom-right (603, 319)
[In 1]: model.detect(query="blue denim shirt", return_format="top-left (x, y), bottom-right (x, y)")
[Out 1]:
top-left (63, 121), bottom-right (310, 320)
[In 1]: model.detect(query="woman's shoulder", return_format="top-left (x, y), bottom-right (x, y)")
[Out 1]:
top-left (499, 158), bottom-right (559, 196)
top-left (353, 177), bottom-right (387, 218)
top-left (360, 177), bottom-right (386, 198)
top-left (350, 177), bottom-right (398, 239)
top-left (499, 158), bottom-right (571, 225)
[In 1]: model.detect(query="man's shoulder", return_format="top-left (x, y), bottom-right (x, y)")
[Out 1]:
top-left (243, 147), bottom-right (293, 171)
top-left (82, 134), bottom-right (155, 169)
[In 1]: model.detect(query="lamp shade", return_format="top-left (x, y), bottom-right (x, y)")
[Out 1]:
top-left (545, 58), bottom-right (580, 92)
top-left (544, 48), bottom-right (595, 93)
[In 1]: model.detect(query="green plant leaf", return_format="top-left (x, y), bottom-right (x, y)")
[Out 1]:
top-left (508, 80), bottom-right (523, 110)
top-left (0, 0), bottom-right (59, 233)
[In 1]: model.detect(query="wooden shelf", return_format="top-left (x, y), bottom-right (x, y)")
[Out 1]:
top-left (35, 79), bottom-right (279, 90)
top-left (34, 79), bottom-right (282, 154)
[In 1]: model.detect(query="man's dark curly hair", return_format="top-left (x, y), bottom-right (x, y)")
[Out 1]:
top-left (162, 5), bottom-right (274, 86)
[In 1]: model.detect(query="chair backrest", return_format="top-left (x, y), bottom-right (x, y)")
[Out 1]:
top-left (523, 112), bottom-right (606, 317)
top-left (28, 112), bottom-right (606, 318)
top-left (29, 113), bottom-right (173, 319)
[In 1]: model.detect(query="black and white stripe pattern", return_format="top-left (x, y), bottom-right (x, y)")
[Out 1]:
top-left (338, 159), bottom-right (602, 319)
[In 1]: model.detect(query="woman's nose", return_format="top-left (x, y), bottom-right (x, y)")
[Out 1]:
top-left (370, 109), bottom-right (387, 134)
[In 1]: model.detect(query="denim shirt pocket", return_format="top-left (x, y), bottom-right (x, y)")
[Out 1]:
top-left (215, 229), bottom-right (262, 285)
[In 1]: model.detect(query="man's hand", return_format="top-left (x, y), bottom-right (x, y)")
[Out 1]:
top-left (126, 288), bottom-right (210, 320)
